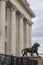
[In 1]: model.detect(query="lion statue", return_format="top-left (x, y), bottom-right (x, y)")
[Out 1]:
top-left (21, 43), bottom-right (40, 57)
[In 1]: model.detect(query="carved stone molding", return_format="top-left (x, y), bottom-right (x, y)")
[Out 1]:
top-left (29, 21), bottom-right (33, 26)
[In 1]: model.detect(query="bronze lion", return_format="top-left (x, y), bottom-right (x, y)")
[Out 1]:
top-left (21, 43), bottom-right (40, 57)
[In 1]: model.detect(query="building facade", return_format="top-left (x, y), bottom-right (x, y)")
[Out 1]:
top-left (0, 0), bottom-right (35, 57)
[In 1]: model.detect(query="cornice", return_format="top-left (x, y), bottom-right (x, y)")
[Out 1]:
top-left (18, 0), bottom-right (35, 18)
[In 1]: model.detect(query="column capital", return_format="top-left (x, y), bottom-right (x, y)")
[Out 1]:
top-left (24, 18), bottom-right (29, 24)
top-left (18, 13), bottom-right (24, 18)
top-left (29, 21), bottom-right (33, 26)
top-left (11, 6), bottom-right (17, 12)
top-left (25, 19), bottom-right (33, 26)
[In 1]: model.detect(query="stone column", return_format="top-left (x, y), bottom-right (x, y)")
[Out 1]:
top-left (7, 7), bottom-right (11, 55)
top-left (18, 14), bottom-right (24, 56)
top-left (0, 0), bottom-right (6, 54)
top-left (16, 15), bottom-right (19, 56)
top-left (11, 7), bottom-right (17, 56)
top-left (25, 21), bottom-right (30, 48)
top-left (29, 22), bottom-right (33, 47)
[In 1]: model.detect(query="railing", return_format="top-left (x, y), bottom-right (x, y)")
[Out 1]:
top-left (0, 54), bottom-right (38, 65)
top-left (0, 54), bottom-right (11, 65)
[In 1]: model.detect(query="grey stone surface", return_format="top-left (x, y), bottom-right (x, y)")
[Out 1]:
top-left (29, 56), bottom-right (43, 65)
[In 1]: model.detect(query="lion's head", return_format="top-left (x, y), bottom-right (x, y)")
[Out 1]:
top-left (32, 43), bottom-right (40, 48)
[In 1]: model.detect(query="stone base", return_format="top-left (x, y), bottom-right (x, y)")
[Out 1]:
top-left (28, 56), bottom-right (43, 65)
top-left (0, 54), bottom-right (42, 65)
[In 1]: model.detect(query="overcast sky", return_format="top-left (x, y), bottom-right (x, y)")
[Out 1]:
top-left (27, 0), bottom-right (43, 54)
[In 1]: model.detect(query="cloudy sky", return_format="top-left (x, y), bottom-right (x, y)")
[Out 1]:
top-left (27, 0), bottom-right (43, 54)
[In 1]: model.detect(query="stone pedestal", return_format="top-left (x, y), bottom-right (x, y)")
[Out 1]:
top-left (29, 56), bottom-right (43, 65)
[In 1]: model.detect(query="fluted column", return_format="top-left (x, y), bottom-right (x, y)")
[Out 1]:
top-left (29, 22), bottom-right (33, 47)
top-left (25, 21), bottom-right (30, 48)
top-left (18, 14), bottom-right (24, 56)
top-left (0, 0), bottom-right (6, 54)
top-left (11, 8), bottom-right (17, 56)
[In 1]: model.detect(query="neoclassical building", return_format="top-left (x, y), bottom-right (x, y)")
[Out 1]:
top-left (0, 0), bottom-right (35, 57)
